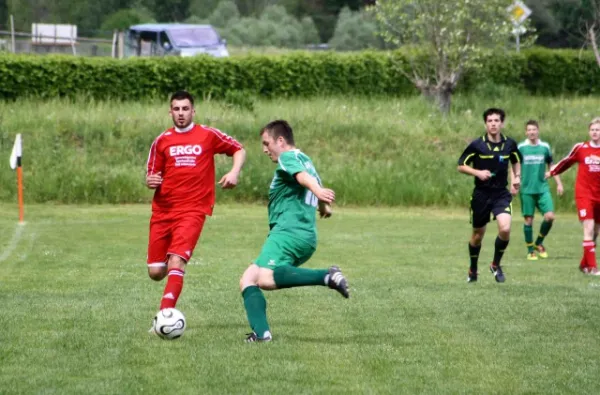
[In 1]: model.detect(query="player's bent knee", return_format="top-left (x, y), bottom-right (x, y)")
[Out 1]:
top-left (471, 229), bottom-right (485, 244)
top-left (148, 268), bottom-right (167, 281)
top-left (498, 231), bottom-right (510, 240)
top-left (257, 269), bottom-right (277, 290)
top-left (240, 264), bottom-right (260, 291)
top-left (544, 212), bottom-right (555, 222)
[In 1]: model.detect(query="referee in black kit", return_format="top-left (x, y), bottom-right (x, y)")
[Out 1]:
top-left (457, 108), bottom-right (522, 284)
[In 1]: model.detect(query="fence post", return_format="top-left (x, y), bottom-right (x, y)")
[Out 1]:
top-left (118, 31), bottom-right (124, 59)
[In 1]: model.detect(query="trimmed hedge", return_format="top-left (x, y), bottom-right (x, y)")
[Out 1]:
top-left (0, 48), bottom-right (599, 100)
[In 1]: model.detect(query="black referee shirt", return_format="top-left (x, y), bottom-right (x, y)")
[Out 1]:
top-left (458, 134), bottom-right (522, 190)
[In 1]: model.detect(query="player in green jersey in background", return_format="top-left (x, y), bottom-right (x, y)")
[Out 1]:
top-left (239, 120), bottom-right (350, 343)
top-left (515, 120), bottom-right (563, 260)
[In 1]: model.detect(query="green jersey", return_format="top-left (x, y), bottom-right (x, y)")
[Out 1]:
top-left (267, 149), bottom-right (321, 246)
top-left (518, 139), bottom-right (553, 194)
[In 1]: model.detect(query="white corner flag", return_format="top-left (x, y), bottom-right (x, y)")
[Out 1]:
top-left (10, 134), bottom-right (22, 170)
top-left (9, 134), bottom-right (24, 222)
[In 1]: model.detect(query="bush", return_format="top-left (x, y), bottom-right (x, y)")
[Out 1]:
top-left (0, 48), bottom-right (599, 101)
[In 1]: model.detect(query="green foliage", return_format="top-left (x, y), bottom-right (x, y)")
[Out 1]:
top-left (328, 7), bottom-right (383, 50)
top-left (219, 4), bottom-right (309, 48)
top-left (100, 8), bottom-right (156, 31)
top-left (370, 0), bottom-right (536, 111)
top-left (0, 48), bottom-right (599, 101)
top-left (188, 0), bottom-right (222, 19)
top-left (300, 16), bottom-right (321, 44)
top-left (208, 0), bottom-right (241, 27)
top-left (183, 14), bottom-right (208, 24)
top-left (151, 0), bottom-right (190, 22)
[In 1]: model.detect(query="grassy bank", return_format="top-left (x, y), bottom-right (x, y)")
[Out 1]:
top-left (0, 91), bottom-right (597, 209)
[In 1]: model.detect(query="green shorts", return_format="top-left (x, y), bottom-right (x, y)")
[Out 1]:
top-left (253, 233), bottom-right (315, 269)
top-left (520, 191), bottom-right (554, 217)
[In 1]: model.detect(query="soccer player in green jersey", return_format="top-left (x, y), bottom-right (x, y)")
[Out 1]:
top-left (516, 120), bottom-right (563, 260)
top-left (239, 120), bottom-right (350, 343)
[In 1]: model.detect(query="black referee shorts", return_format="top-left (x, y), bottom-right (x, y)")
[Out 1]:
top-left (470, 189), bottom-right (512, 228)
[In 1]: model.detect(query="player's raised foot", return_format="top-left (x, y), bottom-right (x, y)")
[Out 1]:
top-left (536, 245), bottom-right (548, 259)
top-left (327, 265), bottom-right (350, 298)
top-left (245, 331), bottom-right (272, 343)
top-left (467, 269), bottom-right (478, 283)
top-left (490, 263), bottom-right (505, 283)
top-left (526, 252), bottom-right (538, 261)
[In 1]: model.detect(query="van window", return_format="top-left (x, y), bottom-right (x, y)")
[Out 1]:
top-left (168, 28), bottom-right (220, 47)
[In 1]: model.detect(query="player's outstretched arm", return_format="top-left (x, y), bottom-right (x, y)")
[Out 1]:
top-left (218, 148), bottom-right (246, 189)
top-left (295, 171), bottom-right (335, 204)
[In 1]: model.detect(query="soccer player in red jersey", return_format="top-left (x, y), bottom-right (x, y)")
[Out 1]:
top-left (547, 117), bottom-right (600, 275)
top-left (145, 90), bottom-right (246, 316)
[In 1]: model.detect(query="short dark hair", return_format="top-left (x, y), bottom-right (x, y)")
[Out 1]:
top-left (170, 90), bottom-right (195, 107)
top-left (525, 119), bottom-right (539, 129)
top-left (261, 119), bottom-right (295, 145)
top-left (483, 108), bottom-right (505, 122)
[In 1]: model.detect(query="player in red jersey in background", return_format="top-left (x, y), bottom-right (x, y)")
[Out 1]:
top-left (547, 117), bottom-right (600, 275)
top-left (145, 90), bottom-right (246, 317)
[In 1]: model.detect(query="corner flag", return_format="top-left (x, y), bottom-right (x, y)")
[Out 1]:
top-left (9, 134), bottom-right (24, 222)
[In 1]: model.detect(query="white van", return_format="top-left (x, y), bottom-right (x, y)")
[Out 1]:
top-left (125, 23), bottom-right (229, 58)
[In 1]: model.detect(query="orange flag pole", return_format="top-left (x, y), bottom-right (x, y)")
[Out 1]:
top-left (10, 134), bottom-right (24, 223)
top-left (17, 166), bottom-right (24, 223)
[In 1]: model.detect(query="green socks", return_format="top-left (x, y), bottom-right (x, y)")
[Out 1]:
top-left (524, 224), bottom-right (534, 253)
top-left (242, 286), bottom-right (270, 337)
top-left (535, 220), bottom-right (553, 247)
top-left (273, 266), bottom-right (329, 289)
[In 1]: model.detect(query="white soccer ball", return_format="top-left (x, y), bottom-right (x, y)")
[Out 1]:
top-left (153, 308), bottom-right (186, 340)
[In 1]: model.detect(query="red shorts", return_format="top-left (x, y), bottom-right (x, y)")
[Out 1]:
top-left (576, 199), bottom-right (600, 222)
top-left (147, 211), bottom-right (206, 266)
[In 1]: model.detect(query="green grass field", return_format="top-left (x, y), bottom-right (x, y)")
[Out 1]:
top-left (1, 203), bottom-right (599, 394)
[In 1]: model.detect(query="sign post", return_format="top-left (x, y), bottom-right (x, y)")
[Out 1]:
top-left (507, 1), bottom-right (532, 52)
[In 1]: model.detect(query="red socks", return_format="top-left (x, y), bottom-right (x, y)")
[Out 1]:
top-left (160, 268), bottom-right (185, 310)
top-left (583, 241), bottom-right (597, 270)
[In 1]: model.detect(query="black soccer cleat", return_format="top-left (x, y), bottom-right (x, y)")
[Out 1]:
top-left (490, 263), bottom-right (505, 283)
top-left (467, 269), bottom-right (478, 283)
top-left (245, 331), bottom-right (272, 343)
top-left (327, 265), bottom-right (350, 298)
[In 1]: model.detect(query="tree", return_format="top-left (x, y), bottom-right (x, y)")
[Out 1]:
top-left (328, 6), bottom-right (383, 50)
top-left (208, 0), bottom-right (241, 28)
top-left (189, 0), bottom-right (222, 19)
top-left (101, 8), bottom-right (155, 31)
top-left (150, 0), bottom-right (190, 22)
top-left (370, 0), bottom-right (532, 113)
top-left (584, 0), bottom-right (600, 67)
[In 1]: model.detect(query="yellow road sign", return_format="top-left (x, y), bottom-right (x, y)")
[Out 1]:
top-left (507, 1), bottom-right (532, 25)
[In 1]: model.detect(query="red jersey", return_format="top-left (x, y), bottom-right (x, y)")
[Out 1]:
top-left (146, 123), bottom-right (243, 215)
top-left (550, 141), bottom-right (600, 202)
